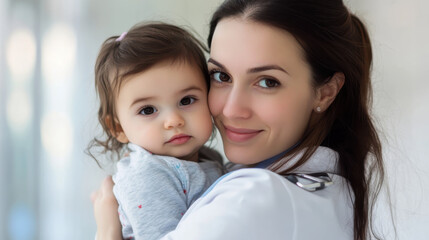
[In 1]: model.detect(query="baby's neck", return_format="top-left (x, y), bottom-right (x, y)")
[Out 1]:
top-left (184, 151), bottom-right (199, 162)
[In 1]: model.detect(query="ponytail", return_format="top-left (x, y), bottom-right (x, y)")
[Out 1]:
top-left (350, 14), bottom-right (373, 105)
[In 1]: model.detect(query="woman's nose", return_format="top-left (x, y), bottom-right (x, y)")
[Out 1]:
top-left (222, 87), bottom-right (252, 119)
top-left (164, 110), bottom-right (185, 129)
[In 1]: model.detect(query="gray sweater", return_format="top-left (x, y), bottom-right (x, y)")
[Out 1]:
top-left (113, 143), bottom-right (225, 240)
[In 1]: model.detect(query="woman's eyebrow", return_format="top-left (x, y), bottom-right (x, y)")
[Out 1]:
top-left (248, 65), bottom-right (289, 75)
top-left (207, 58), bottom-right (226, 69)
top-left (208, 58), bottom-right (289, 75)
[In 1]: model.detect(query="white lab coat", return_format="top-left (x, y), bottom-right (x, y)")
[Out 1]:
top-left (161, 146), bottom-right (354, 240)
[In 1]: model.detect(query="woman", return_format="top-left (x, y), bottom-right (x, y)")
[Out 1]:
top-left (92, 0), bottom-right (385, 239)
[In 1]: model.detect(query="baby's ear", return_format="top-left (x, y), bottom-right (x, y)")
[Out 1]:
top-left (105, 115), bottom-right (129, 144)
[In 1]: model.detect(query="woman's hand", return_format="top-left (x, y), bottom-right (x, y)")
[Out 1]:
top-left (91, 176), bottom-right (123, 240)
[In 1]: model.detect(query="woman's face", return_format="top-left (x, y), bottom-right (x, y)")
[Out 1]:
top-left (208, 18), bottom-right (317, 165)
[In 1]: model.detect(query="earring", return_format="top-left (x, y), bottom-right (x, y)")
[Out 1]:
top-left (316, 106), bottom-right (321, 112)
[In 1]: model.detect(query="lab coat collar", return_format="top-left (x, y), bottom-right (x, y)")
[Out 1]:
top-left (275, 146), bottom-right (340, 175)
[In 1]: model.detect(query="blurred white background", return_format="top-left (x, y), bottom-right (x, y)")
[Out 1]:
top-left (0, 0), bottom-right (427, 239)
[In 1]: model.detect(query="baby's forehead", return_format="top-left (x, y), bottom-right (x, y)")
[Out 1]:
top-left (118, 60), bottom-right (205, 90)
top-left (110, 56), bottom-right (207, 98)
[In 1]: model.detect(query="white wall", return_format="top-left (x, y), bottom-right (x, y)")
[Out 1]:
top-left (1, 0), bottom-right (427, 239)
top-left (347, 0), bottom-right (429, 238)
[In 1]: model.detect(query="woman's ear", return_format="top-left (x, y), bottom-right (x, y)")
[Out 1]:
top-left (313, 72), bottom-right (345, 113)
top-left (105, 115), bottom-right (129, 143)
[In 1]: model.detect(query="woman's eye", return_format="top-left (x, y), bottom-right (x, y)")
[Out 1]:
top-left (257, 78), bottom-right (280, 88)
top-left (139, 106), bottom-right (157, 115)
top-left (210, 71), bottom-right (231, 82)
top-left (180, 96), bottom-right (196, 106)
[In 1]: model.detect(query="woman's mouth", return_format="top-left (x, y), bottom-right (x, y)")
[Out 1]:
top-left (223, 125), bottom-right (262, 143)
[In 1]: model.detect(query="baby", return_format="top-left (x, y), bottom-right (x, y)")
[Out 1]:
top-left (89, 22), bottom-right (225, 239)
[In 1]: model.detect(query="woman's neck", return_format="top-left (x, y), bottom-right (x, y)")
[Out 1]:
top-left (253, 142), bottom-right (300, 169)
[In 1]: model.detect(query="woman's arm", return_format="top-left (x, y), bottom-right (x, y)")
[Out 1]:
top-left (91, 176), bottom-right (123, 240)
top-left (92, 167), bottom-right (352, 240)
top-left (161, 169), bottom-right (295, 240)
top-left (92, 169), bottom-right (294, 240)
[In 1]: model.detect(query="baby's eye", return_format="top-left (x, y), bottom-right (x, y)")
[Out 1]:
top-left (139, 106), bottom-right (157, 115)
top-left (257, 78), bottom-right (280, 88)
top-left (180, 96), bottom-right (196, 106)
top-left (210, 70), bottom-right (231, 83)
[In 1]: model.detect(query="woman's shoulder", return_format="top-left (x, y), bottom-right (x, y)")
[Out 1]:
top-left (203, 168), bottom-right (351, 209)
top-left (219, 167), bottom-right (353, 201)
top-left (205, 168), bottom-right (293, 198)
top-left (201, 168), bottom-right (296, 206)
top-left (165, 168), bottom-right (353, 240)
top-left (161, 168), bottom-right (295, 240)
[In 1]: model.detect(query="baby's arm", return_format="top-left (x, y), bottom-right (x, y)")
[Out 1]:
top-left (113, 147), bottom-right (205, 240)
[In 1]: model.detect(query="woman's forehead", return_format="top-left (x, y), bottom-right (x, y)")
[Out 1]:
top-left (209, 18), bottom-right (309, 76)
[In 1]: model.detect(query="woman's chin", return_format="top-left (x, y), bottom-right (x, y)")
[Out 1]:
top-left (225, 151), bottom-right (261, 166)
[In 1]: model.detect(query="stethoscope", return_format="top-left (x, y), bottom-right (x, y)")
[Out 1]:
top-left (253, 144), bottom-right (333, 192)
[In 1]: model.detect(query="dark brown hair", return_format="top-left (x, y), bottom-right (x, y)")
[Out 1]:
top-left (208, 0), bottom-right (385, 239)
top-left (88, 22), bottom-right (209, 165)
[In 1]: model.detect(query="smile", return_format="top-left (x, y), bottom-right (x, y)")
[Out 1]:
top-left (166, 134), bottom-right (191, 145)
top-left (223, 125), bottom-right (263, 143)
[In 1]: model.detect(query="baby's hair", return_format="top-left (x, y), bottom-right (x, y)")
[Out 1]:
top-left (87, 22), bottom-right (209, 166)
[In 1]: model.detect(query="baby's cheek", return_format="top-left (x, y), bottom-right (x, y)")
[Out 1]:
top-left (136, 128), bottom-right (162, 152)
top-left (197, 110), bottom-right (214, 142)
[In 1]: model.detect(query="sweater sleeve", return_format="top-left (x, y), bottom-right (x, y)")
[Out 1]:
top-left (160, 169), bottom-right (296, 240)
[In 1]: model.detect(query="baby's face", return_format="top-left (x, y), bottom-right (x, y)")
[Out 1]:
top-left (115, 61), bottom-right (212, 162)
